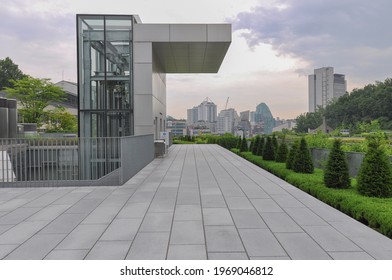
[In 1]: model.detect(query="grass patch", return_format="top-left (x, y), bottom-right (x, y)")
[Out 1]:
top-left (232, 149), bottom-right (392, 238)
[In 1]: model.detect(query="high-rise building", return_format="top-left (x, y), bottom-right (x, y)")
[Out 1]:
top-left (217, 108), bottom-right (238, 134)
top-left (308, 67), bottom-right (347, 112)
top-left (186, 97), bottom-right (217, 127)
top-left (255, 102), bottom-right (275, 135)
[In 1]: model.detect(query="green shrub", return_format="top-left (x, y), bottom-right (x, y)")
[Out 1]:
top-left (236, 136), bottom-right (242, 149)
top-left (324, 139), bottom-right (350, 189)
top-left (249, 139), bottom-right (254, 152)
top-left (293, 138), bottom-right (314, 173)
top-left (286, 141), bottom-right (298, 169)
top-left (275, 142), bottom-right (289, 163)
top-left (252, 135), bottom-right (260, 155)
top-left (357, 138), bottom-right (392, 198)
top-left (256, 136), bottom-right (265, 156)
top-left (272, 134), bottom-right (278, 153)
top-left (262, 136), bottom-right (275, 160)
top-left (240, 137), bottom-right (248, 152)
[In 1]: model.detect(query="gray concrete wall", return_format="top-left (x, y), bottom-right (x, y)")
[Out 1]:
top-left (311, 148), bottom-right (392, 177)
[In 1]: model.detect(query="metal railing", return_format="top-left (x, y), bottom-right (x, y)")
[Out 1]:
top-left (0, 134), bottom-right (154, 187)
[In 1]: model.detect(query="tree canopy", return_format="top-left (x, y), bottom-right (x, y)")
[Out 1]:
top-left (0, 57), bottom-right (26, 90)
top-left (5, 76), bottom-right (65, 127)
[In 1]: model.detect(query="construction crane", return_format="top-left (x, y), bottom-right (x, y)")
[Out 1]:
top-left (225, 97), bottom-right (229, 109)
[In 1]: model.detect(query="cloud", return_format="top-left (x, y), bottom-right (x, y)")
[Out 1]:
top-left (230, 0), bottom-right (392, 83)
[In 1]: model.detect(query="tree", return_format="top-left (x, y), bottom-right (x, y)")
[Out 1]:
top-left (324, 139), bottom-right (350, 189)
top-left (262, 136), bottom-right (275, 160)
top-left (293, 138), bottom-right (314, 173)
top-left (286, 141), bottom-right (298, 170)
top-left (0, 57), bottom-right (26, 90)
top-left (357, 137), bottom-right (392, 198)
top-left (240, 136), bottom-right (248, 152)
top-left (256, 136), bottom-right (265, 156)
top-left (276, 142), bottom-right (289, 163)
top-left (236, 136), bottom-right (242, 149)
top-left (272, 134), bottom-right (278, 153)
top-left (45, 107), bottom-right (78, 132)
top-left (5, 76), bottom-right (65, 127)
top-left (252, 135), bottom-right (260, 155)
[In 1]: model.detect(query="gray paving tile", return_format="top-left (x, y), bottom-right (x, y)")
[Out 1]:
top-left (0, 221), bottom-right (49, 245)
top-left (201, 194), bottom-right (226, 208)
top-left (65, 198), bottom-right (102, 214)
top-left (0, 199), bottom-right (29, 212)
top-left (177, 189), bottom-right (200, 205)
top-left (329, 251), bottom-right (374, 260)
top-left (0, 207), bottom-right (41, 225)
top-left (241, 186), bottom-right (270, 199)
top-left (0, 244), bottom-right (18, 259)
top-left (167, 245), bottom-right (207, 260)
top-left (238, 229), bottom-right (286, 257)
top-left (205, 226), bottom-right (244, 252)
top-left (251, 199), bottom-right (283, 213)
top-left (0, 224), bottom-right (13, 235)
top-left (230, 209), bottom-right (267, 229)
top-left (208, 252), bottom-right (248, 260)
top-left (285, 207), bottom-right (328, 226)
top-left (139, 212), bottom-right (173, 232)
top-left (100, 218), bottom-right (142, 241)
top-left (23, 189), bottom-right (72, 207)
top-left (126, 232), bottom-right (169, 260)
top-left (275, 233), bottom-right (331, 260)
top-left (303, 225), bottom-right (362, 252)
top-left (82, 206), bottom-right (122, 224)
top-left (27, 204), bottom-right (71, 221)
top-left (149, 197), bottom-right (177, 213)
top-left (52, 191), bottom-right (89, 205)
top-left (250, 256), bottom-right (291, 260)
top-left (41, 213), bottom-right (87, 234)
top-left (310, 206), bottom-right (352, 222)
top-left (117, 203), bottom-right (150, 218)
top-left (44, 249), bottom-right (88, 260)
top-left (128, 190), bottom-right (156, 203)
top-left (170, 221), bottom-right (205, 245)
top-left (225, 196), bottom-right (254, 209)
top-left (199, 187), bottom-right (222, 196)
top-left (174, 205), bottom-right (202, 221)
top-left (56, 224), bottom-right (107, 250)
top-left (85, 240), bottom-right (131, 260)
top-left (270, 194), bottom-right (305, 208)
top-left (203, 208), bottom-right (233, 226)
top-left (261, 213), bottom-right (303, 233)
top-left (5, 233), bottom-right (66, 260)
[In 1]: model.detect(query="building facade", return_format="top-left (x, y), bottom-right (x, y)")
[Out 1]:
top-left (217, 108), bottom-right (238, 134)
top-left (308, 67), bottom-right (347, 112)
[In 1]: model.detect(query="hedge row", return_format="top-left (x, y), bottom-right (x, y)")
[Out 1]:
top-left (232, 149), bottom-right (392, 239)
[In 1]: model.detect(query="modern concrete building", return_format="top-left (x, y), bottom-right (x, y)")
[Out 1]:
top-left (217, 108), bottom-right (238, 134)
top-left (77, 14), bottom-right (231, 139)
top-left (76, 14), bottom-right (230, 180)
top-left (255, 102), bottom-right (275, 135)
top-left (308, 67), bottom-right (347, 112)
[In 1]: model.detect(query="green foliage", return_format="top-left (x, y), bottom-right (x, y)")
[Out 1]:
top-left (275, 142), bottom-right (289, 163)
top-left (5, 76), bottom-right (65, 127)
top-left (249, 139), bottom-right (254, 152)
top-left (236, 136), bottom-right (242, 149)
top-left (357, 137), bottom-right (392, 198)
top-left (272, 134), bottom-right (278, 153)
top-left (0, 57), bottom-right (26, 90)
top-left (233, 150), bottom-right (392, 239)
top-left (292, 138), bottom-right (314, 173)
top-left (240, 137), bottom-right (248, 152)
top-left (44, 107), bottom-right (77, 132)
top-left (286, 141), bottom-right (298, 169)
top-left (295, 107), bottom-right (325, 133)
top-left (262, 136), bottom-right (275, 160)
top-left (256, 136), bottom-right (265, 156)
top-left (324, 139), bottom-right (350, 189)
top-left (252, 135), bottom-right (260, 155)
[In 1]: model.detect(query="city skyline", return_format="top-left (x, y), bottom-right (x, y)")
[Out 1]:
top-left (1, 0), bottom-right (391, 120)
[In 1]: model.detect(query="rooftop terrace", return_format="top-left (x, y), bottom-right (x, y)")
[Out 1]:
top-left (0, 144), bottom-right (391, 259)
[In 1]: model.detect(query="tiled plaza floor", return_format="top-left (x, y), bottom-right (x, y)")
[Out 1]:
top-left (0, 144), bottom-right (392, 260)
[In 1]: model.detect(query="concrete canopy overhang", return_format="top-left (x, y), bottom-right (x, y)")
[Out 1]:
top-left (134, 24), bottom-right (231, 73)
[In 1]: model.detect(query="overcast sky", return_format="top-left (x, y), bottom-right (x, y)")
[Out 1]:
top-left (1, 0), bottom-right (391, 119)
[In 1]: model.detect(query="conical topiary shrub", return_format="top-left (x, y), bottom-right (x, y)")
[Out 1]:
top-left (324, 139), bottom-right (350, 189)
top-left (357, 138), bottom-right (392, 198)
top-left (256, 136), bottom-right (265, 156)
top-left (286, 141), bottom-right (298, 170)
top-left (236, 136), bottom-right (242, 149)
top-left (249, 139), bottom-right (254, 153)
top-left (275, 142), bottom-right (289, 163)
top-left (252, 135), bottom-right (260, 155)
top-left (292, 138), bottom-right (314, 173)
top-left (263, 136), bottom-right (275, 160)
top-left (272, 134), bottom-right (278, 154)
top-left (240, 136), bottom-right (248, 152)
